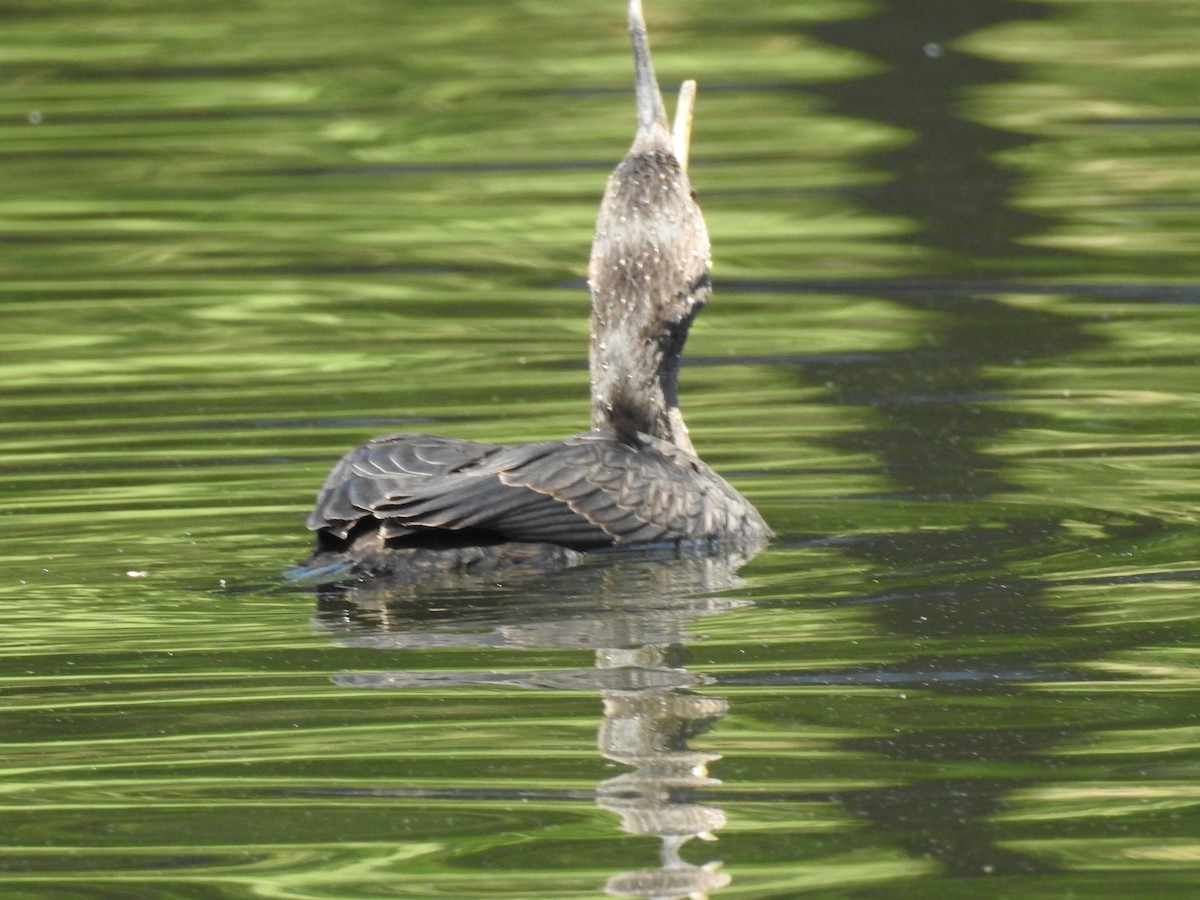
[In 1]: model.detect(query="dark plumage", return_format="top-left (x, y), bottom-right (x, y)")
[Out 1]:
top-left (303, 1), bottom-right (770, 581)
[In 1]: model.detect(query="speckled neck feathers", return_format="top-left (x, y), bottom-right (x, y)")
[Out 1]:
top-left (586, 0), bottom-right (711, 455)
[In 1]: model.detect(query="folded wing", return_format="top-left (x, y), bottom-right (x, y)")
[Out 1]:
top-left (308, 430), bottom-right (757, 550)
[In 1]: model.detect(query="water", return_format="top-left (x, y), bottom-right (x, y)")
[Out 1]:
top-left (3, 0), bottom-right (1200, 897)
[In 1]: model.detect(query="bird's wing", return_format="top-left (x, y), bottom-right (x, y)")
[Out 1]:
top-left (307, 431), bottom-right (732, 549)
top-left (307, 433), bottom-right (508, 537)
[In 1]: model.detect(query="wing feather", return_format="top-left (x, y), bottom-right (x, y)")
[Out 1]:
top-left (308, 429), bottom-right (767, 549)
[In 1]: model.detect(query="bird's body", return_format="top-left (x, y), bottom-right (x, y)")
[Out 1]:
top-left (304, 1), bottom-right (769, 581)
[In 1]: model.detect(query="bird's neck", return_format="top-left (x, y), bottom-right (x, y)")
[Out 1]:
top-left (588, 311), bottom-right (695, 455)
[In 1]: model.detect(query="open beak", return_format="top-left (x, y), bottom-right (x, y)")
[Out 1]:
top-left (629, 0), bottom-right (697, 173)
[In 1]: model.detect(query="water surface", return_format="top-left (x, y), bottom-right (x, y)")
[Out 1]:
top-left (3, 0), bottom-right (1200, 897)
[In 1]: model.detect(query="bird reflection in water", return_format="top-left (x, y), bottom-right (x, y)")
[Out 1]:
top-left (597, 645), bottom-right (731, 899)
top-left (313, 538), bottom-right (765, 899)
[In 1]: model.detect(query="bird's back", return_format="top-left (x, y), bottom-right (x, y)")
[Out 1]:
top-left (309, 430), bottom-right (769, 562)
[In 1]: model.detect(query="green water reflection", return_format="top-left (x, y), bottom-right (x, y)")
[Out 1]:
top-left (2, 0), bottom-right (1200, 897)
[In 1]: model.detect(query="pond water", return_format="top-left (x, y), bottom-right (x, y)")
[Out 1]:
top-left (3, 0), bottom-right (1200, 897)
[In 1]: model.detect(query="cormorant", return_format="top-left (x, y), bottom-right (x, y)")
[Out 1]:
top-left (304, 0), bottom-right (770, 581)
